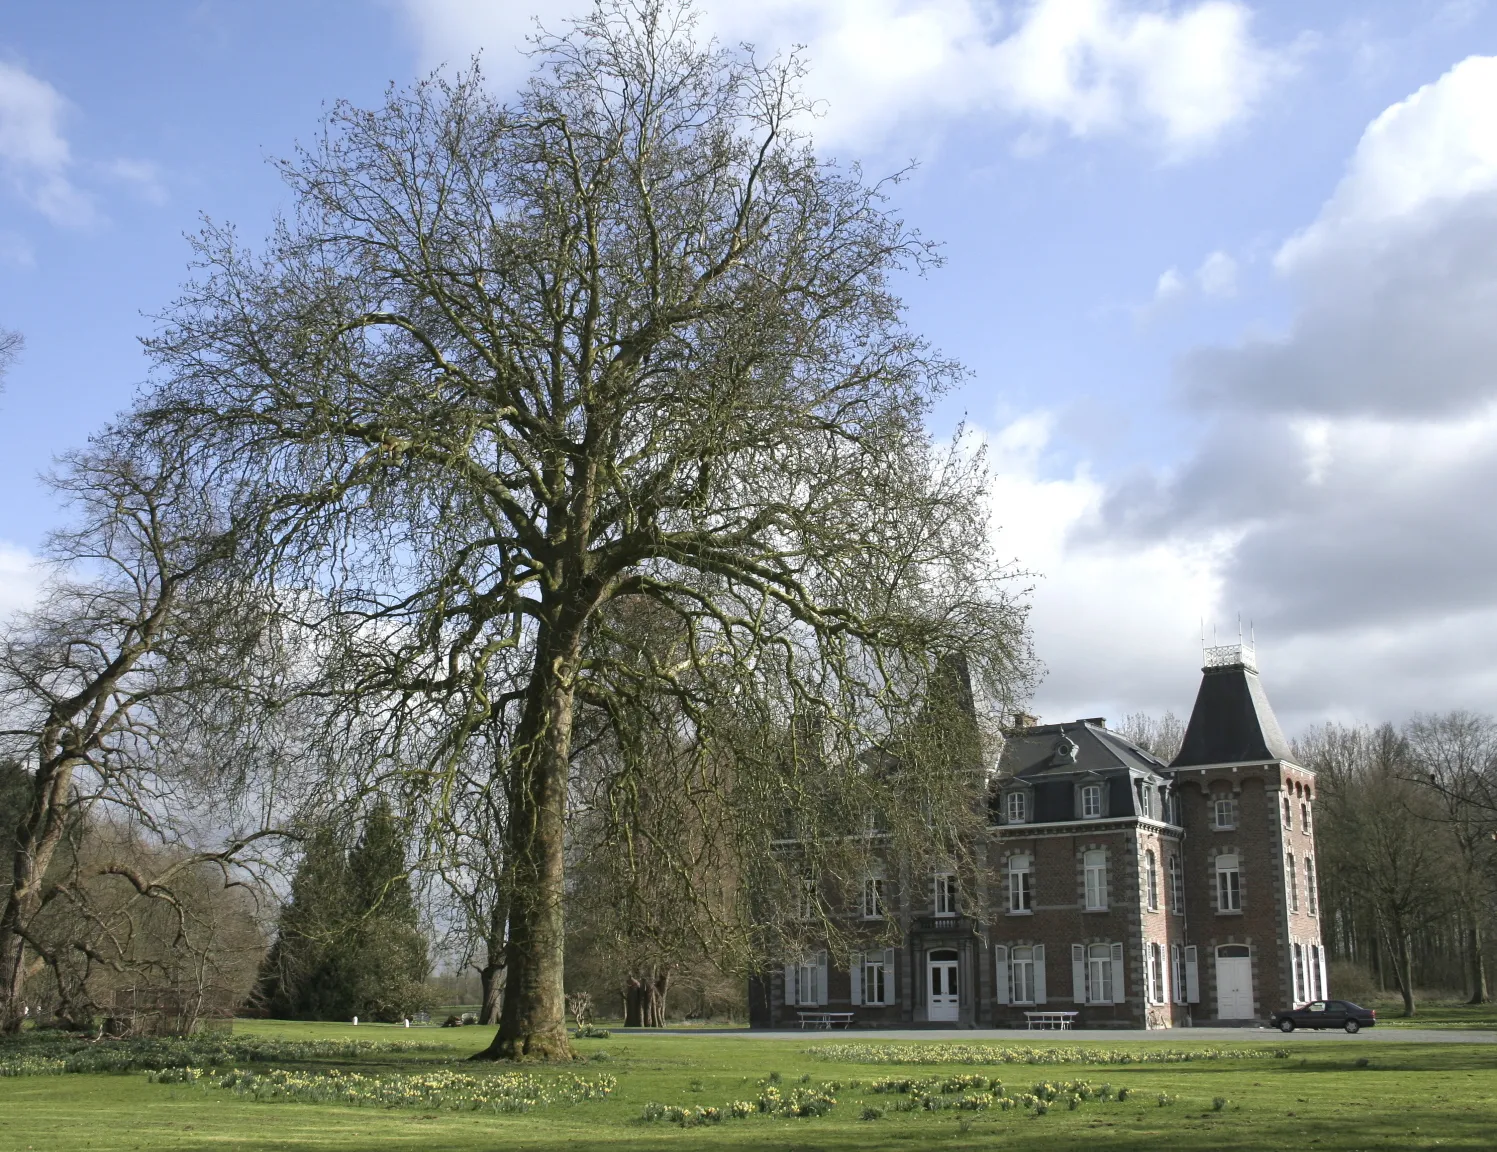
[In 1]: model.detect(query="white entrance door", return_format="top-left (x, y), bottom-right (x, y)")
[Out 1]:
top-left (1215, 945), bottom-right (1254, 1019)
top-left (928, 949), bottom-right (959, 1022)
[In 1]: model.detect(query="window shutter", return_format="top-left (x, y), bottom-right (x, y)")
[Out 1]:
top-left (1071, 944), bottom-right (1086, 1003)
top-left (1034, 944), bottom-right (1047, 1005)
top-left (784, 963), bottom-right (797, 1007)
top-left (1184, 946), bottom-right (1200, 1004)
top-left (1110, 942), bottom-right (1126, 1004)
top-left (1317, 945), bottom-right (1328, 1002)
top-left (850, 952), bottom-right (863, 1007)
top-left (883, 949), bottom-right (897, 1004)
top-left (994, 946), bottom-right (1010, 1005)
top-left (1171, 944), bottom-right (1182, 1004)
top-left (817, 951), bottom-right (829, 1006)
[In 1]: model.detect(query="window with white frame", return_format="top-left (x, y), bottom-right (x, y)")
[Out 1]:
top-left (861, 950), bottom-right (893, 1005)
top-left (1168, 853), bottom-right (1183, 914)
top-left (1212, 794), bottom-right (1236, 830)
top-left (934, 871), bottom-right (959, 917)
top-left (1083, 849), bottom-right (1107, 910)
top-left (794, 953), bottom-right (826, 1006)
top-left (1171, 942), bottom-right (1186, 1003)
top-left (1292, 942), bottom-right (1305, 1002)
top-left (1305, 857), bottom-right (1318, 916)
top-left (797, 876), bottom-right (817, 920)
top-left (1010, 945), bottom-right (1037, 1004)
top-left (862, 875), bottom-right (886, 919)
top-left (1309, 943), bottom-right (1322, 1000)
top-left (1149, 942), bottom-right (1165, 1004)
top-left (1007, 856), bottom-right (1032, 914)
top-left (1138, 782), bottom-right (1154, 819)
top-left (1216, 853), bottom-right (1242, 912)
top-left (1087, 943), bottom-right (1115, 1003)
top-left (1145, 850), bottom-right (1160, 911)
top-left (1081, 784), bottom-right (1103, 819)
top-left (1006, 791), bottom-right (1028, 824)
top-left (1287, 852), bottom-right (1299, 912)
top-left (1301, 800), bottom-right (1312, 832)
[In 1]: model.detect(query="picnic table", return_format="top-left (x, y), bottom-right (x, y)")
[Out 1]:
top-left (796, 1011), bottom-right (855, 1029)
top-left (1024, 1010), bottom-right (1078, 1030)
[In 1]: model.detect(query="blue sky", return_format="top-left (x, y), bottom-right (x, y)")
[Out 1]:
top-left (3, 0), bottom-right (1497, 734)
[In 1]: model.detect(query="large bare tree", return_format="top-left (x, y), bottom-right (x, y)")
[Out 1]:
top-left (136, 0), bottom-right (1030, 1058)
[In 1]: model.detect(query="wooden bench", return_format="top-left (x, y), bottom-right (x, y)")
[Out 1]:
top-left (1024, 1010), bottom-right (1079, 1030)
top-left (796, 1011), bottom-right (855, 1030)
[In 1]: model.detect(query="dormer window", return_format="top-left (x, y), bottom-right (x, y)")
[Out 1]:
top-left (1006, 791), bottom-right (1028, 824)
top-left (1138, 782), bottom-right (1154, 820)
top-left (1081, 784), bottom-right (1103, 819)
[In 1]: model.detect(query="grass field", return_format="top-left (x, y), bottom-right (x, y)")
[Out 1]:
top-left (2, 1019), bottom-right (1496, 1151)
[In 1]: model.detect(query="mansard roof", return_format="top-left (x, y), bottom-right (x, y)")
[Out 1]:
top-left (999, 719), bottom-right (1170, 781)
top-left (1170, 647), bottom-right (1293, 768)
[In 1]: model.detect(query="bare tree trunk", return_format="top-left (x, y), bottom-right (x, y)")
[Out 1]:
top-left (1384, 924), bottom-right (1416, 1018)
top-left (0, 758), bottom-right (75, 1033)
top-left (623, 967), bottom-right (671, 1028)
top-left (478, 895), bottom-right (507, 1025)
top-left (475, 627), bottom-right (581, 1060)
top-left (1468, 921), bottom-right (1489, 1004)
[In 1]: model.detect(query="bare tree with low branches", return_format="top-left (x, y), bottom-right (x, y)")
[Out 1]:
top-left (135, 0), bottom-right (1031, 1058)
top-left (0, 430), bottom-right (282, 1031)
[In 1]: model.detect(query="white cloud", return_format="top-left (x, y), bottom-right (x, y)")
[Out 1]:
top-left (101, 158), bottom-right (168, 206)
top-left (983, 412), bottom-right (1231, 722)
top-left (1195, 249), bottom-right (1237, 296)
top-left (1277, 54), bottom-right (1497, 273)
top-left (0, 61), bottom-right (94, 225)
top-left (399, 0), bottom-right (1291, 155)
top-left (1153, 266), bottom-right (1186, 302)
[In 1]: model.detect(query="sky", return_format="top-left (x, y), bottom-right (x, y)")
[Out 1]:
top-left (1, 0), bottom-right (1496, 736)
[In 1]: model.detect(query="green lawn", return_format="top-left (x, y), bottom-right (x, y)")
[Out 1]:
top-left (1368, 997), bottom-right (1497, 1031)
top-left (2, 1021), bottom-right (1495, 1151)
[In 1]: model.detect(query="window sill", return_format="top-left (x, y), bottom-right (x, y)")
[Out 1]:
top-left (1082, 905), bottom-right (1109, 913)
top-left (1216, 909), bottom-right (1244, 916)
top-left (1211, 825), bottom-right (1237, 833)
top-left (1006, 909), bottom-right (1034, 916)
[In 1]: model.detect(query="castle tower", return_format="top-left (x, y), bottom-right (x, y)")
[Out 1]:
top-left (1166, 641), bottom-right (1325, 1022)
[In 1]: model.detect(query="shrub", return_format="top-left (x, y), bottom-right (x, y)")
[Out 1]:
top-left (1212, 1096), bottom-right (1229, 1111)
top-left (860, 1105), bottom-right (884, 1120)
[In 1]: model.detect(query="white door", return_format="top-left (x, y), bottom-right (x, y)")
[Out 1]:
top-left (928, 949), bottom-right (959, 1021)
top-left (1215, 946), bottom-right (1254, 1019)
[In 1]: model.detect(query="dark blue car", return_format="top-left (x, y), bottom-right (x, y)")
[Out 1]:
top-left (1270, 999), bottom-right (1377, 1033)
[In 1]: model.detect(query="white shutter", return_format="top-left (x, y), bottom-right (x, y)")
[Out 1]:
top-left (1110, 942), bottom-right (1126, 1004)
top-left (784, 963), bottom-right (797, 1007)
top-left (994, 946), bottom-right (1010, 1005)
top-left (1071, 944), bottom-right (1086, 1003)
top-left (883, 949), bottom-right (897, 1005)
top-left (817, 951), bottom-right (829, 1006)
top-left (850, 953), bottom-right (863, 1006)
top-left (1184, 945), bottom-right (1200, 1004)
top-left (1318, 945), bottom-right (1329, 1001)
top-left (1034, 944), bottom-right (1047, 1005)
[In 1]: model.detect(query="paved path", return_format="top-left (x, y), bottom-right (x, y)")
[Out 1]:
top-left (625, 1027), bottom-right (1497, 1043)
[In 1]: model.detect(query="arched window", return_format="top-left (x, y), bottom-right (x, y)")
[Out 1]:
top-left (1168, 853), bottom-right (1183, 914)
top-left (1305, 857), bottom-right (1318, 916)
top-left (1287, 852), bottom-right (1299, 912)
top-left (1149, 942), bottom-right (1165, 1004)
top-left (1145, 850), bottom-right (1159, 912)
top-left (1087, 943), bottom-right (1115, 1003)
top-left (1212, 791), bottom-right (1236, 829)
top-left (1083, 849), bottom-right (1107, 910)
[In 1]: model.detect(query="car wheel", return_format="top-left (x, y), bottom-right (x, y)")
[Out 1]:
top-left (1344, 1019), bottom-right (1360, 1034)
top-left (1279, 1019), bottom-right (1295, 1033)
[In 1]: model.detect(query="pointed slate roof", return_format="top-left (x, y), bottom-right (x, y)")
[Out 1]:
top-left (1170, 649), bottom-right (1293, 768)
